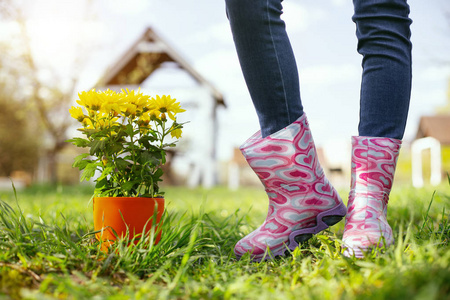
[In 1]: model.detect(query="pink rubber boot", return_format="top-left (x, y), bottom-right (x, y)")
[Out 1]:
top-left (235, 113), bottom-right (347, 261)
top-left (342, 136), bottom-right (401, 258)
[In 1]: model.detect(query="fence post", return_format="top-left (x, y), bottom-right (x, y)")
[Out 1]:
top-left (411, 137), bottom-right (442, 188)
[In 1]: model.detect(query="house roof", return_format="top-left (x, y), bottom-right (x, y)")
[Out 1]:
top-left (96, 27), bottom-right (225, 107)
top-left (416, 115), bottom-right (450, 145)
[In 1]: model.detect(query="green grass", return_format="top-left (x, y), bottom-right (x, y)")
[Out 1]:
top-left (0, 182), bottom-right (449, 300)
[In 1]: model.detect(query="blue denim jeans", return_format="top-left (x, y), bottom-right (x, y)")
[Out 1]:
top-left (225, 0), bottom-right (412, 139)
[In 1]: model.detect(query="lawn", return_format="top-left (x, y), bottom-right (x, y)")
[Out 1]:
top-left (0, 181), bottom-right (449, 300)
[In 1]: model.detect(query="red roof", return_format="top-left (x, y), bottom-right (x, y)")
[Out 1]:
top-left (416, 115), bottom-right (450, 145)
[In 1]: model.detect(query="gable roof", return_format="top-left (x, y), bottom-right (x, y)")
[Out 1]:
top-left (416, 115), bottom-right (450, 145)
top-left (96, 27), bottom-right (225, 107)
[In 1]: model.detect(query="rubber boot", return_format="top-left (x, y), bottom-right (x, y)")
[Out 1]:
top-left (342, 136), bottom-right (401, 258)
top-left (235, 113), bottom-right (347, 261)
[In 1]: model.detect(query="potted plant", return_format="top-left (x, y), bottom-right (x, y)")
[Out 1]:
top-left (67, 88), bottom-right (185, 250)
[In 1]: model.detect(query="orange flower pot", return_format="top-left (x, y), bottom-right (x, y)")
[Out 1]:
top-left (93, 197), bottom-right (164, 251)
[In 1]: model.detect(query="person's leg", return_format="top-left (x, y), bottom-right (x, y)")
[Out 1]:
top-left (343, 0), bottom-right (412, 257)
top-left (226, 0), bottom-right (346, 262)
top-left (355, 0), bottom-right (412, 139)
top-left (225, 0), bottom-right (303, 138)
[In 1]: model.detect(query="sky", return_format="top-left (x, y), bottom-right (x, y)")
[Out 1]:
top-left (7, 0), bottom-right (450, 166)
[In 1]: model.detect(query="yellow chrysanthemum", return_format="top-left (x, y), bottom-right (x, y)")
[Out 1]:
top-left (153, 95), bottom-right (185, 121)
top-left (137, 113), bottom-right (151, 133)
top-left (99, 89), bottom-right (124, 115)
top-left (121, 103), bottom-right (138, 117)
top-left (122, 88), bottom-right (151, 112)
top-left (95, 113), bottom-right (120, 130)
top-left (170, 128), bottom-right (182, 139)
top-left (77, 89), bottom-right (103, 111)
top-left (139, 112), bottom-right (151, 124)
top-left (146, 108), bottom-right (160, 121)
top-left (82, 117), bottom-right (94, 129)
top-left (69, 106), bottom-right (85, 122)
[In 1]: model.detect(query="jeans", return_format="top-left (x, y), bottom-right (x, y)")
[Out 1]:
top-left (225, 0), bottom-right (412, 139)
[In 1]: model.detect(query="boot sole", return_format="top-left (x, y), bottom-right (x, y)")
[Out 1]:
top-left (343, 237), bottom-right (394, 258)
top-left (239, 202), bottom-right (347, 262)
top-left (287, 201), bottom-right (347, 250)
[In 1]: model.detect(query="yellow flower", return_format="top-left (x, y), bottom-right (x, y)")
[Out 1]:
top-left (170, 128), bottom-right (182, 139)
top-left (139, 112), bottom-right (151, 125)
top-left (82, 117), bottom-right (93, 129)
top-left (138, 113), bottom-right (151, 133)
top-left (121, 103), bottom-right (138, 117)
top-left (153, 95), bottom-right (185, 121)
top-left (139, 124), bottom-right (151, 135)
top-left (147, 108), bottom-right (160, 121)
top-left (76, 89), bottom-right (103, 111)
top-left (122, 88), bottom-right (151, 112)
top-left (99, 89), bottom-right (123, 115)
top-left (69, 106), bottom-right (85, 122)
top-left (95, 113), bottom-right (119, 129)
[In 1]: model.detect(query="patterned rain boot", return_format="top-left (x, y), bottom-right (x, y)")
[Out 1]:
top-left (342, 136), bottom-right (401, 258)
top-left (235, 113), bottom-right (347, 261)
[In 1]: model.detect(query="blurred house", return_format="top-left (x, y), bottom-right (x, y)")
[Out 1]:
top-left (95, 27), bottom-right (226, 188)
top-left (412, 114), bottom-right (450, 187)
top-left (416, 115), bottom-right (450, 145)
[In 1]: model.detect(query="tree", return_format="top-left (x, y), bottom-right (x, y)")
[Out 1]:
top-left (0, 0), bottom-right (98, 183)
top-left (0, 97), bottom-right (40, 177)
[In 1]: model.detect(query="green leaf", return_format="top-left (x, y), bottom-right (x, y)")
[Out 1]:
top-left (107, 142), bottom-right (123, 155)
top-left (140, 151), bottom-right (161, 166)
top-left (146, 144), bottom-right (162, 152)
top-left (124, 124), bottom-right (134, 136)
top-left (139, 138), bottom-right (151, 149)
top-left (90, 139), bottom-right (106, 156)
top-left (80, 163), bottom-right (99, 182)
top-left (73, 159), bottom-right (91, 171)
top-left (160, 151), bottom-right (166, 165)
top-left (139, 134), bottom-right (158, 145)
top-left (66, 138), bottom-right (90, 148)
top-left (95, 176), bottom-right (108, 189)
top-left (153, 168), bottom-right (164, 181)
top-left (115, 158), bottom-right (130, 170)
top-left (114, 126), bottom-right (128, 139)
top-left (121, 180), bottom-right (140, 194)
top-left (72, 153), bottom-right (91, 170)
top-left (163, 143), bottom-right (177, 148)
top-left (79, 128), bottom-right (98, 137)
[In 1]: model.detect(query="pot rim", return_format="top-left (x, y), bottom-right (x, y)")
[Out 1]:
top-left (93, 196), bottom-right (165, 202)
